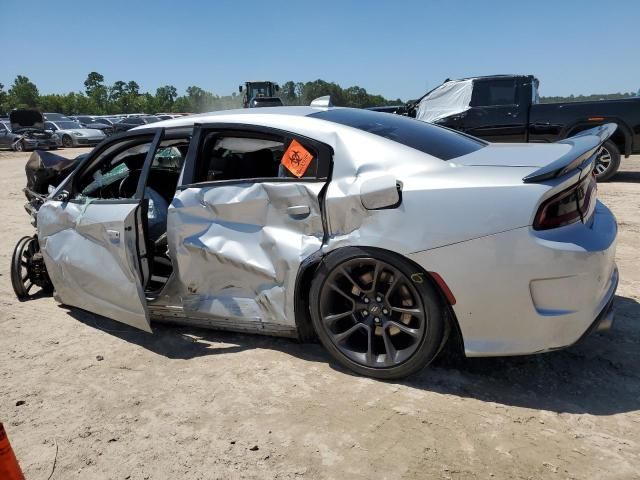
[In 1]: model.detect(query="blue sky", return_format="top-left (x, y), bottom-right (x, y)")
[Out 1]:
top-left (4, 0), bottom-right (640, 101)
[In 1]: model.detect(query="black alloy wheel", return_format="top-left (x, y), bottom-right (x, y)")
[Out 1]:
top-left (11, 235), bottom-right (53, 300)
top-left (594, 140), bottom-right (621, 182)
top-left (310, 247), bottom-right (446, 379)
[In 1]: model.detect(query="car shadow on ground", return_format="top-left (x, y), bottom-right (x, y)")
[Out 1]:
top-left (613, 170), bottom-right (640, 183)
top-left (66, 295), bottom-right (640, 416)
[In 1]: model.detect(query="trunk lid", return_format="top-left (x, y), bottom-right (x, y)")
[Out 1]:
top-left (452, 142), bottom-right (573, 169)
top-left (452, 123), bottom-right (616, 182)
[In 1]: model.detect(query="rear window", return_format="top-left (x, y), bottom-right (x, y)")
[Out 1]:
top-left (310, 109), bottom-right (485, 160)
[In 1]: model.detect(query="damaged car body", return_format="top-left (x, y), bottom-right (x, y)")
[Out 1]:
top-left (1, 109), bottom-right (61, 151)
top-left (11, 105), bottom-right (619, 379)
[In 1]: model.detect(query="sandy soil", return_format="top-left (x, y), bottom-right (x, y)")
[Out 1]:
top-left (0, 147), bottom-right (639, 480)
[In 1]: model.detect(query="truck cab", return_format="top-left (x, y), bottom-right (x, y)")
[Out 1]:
top-left (413, 74), bottom-right (640, 180)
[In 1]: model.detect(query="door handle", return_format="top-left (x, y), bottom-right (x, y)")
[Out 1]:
top-left (107, 229), bottom-right (121, 243)
top-left (287, 205), bottom-right (311, 217)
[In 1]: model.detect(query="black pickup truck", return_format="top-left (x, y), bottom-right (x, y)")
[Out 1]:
top-left (407, 75), bottom-right (640, 180)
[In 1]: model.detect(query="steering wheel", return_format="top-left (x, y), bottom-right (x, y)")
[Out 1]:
top-left (118, 169), bottom-right (143, 198)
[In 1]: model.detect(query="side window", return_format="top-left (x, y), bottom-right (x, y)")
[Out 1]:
top-left (72, 137), bottom-right (189, 201)
top-left (0, 124), bottom-right (6, 133)
top-left (193, 131), bottom-right (321, 183)
top-left (471, 79), bottom-right (518, 107)
top-left (73, 139), bottom-right (154, 200)
top-left (45, 122), bottom-right (56, 131)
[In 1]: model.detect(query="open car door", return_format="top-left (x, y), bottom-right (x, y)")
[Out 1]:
top-left (37, 129), bottom-right (164, 332)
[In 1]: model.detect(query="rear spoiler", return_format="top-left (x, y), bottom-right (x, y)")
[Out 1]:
top-left (523, 123), bottom-right (617, 183)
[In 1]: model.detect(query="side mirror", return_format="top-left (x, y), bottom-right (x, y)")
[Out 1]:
top-left (359, 175), bottom-right (401, 210)
top-left (238, 85), bottom-right (243, 92)
top-left (275, 84), bottom-right (280, 92)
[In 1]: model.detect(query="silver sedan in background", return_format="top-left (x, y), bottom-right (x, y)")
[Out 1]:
top-left (44, 120), bottom-right (105, 148)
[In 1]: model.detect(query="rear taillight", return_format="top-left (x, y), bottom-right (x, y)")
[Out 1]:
top-left (533, 174), bottom-right (597, 230)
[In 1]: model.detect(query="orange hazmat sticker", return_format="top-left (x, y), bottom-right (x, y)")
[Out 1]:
top-left (281, 139), bottom-right (314, 178)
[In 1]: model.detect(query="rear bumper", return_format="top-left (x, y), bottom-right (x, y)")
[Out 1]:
top-left (408, 200), bottom-right (618, 357)
top-left (577, 282), bottom-right (617, 340)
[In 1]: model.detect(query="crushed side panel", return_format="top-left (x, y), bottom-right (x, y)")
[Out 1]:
top-left (166, 181), bottom-right (325, 328)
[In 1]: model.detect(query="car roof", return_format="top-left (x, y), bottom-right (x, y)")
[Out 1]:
top-left (134, 106), bottom-right (328, 129)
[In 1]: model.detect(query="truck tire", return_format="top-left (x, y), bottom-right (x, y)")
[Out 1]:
top-left (594, 140), bottom-right (620, 182)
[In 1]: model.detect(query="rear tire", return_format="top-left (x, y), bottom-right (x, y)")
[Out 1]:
top-left (310, 247), bottom-right (446, 379)
top-left (594, 140), bottom-right (620, 182)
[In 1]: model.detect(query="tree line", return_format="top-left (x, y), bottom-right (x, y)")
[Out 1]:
top-left (540, 92), bottom-right (637, 103)
top-left (0, 72), bottom-right (402, 115)
top-left (2, 72), bottom-right (634, 115)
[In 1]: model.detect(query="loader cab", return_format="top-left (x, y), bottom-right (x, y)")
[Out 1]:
top-left (239, 81), bottom-right (280, 108)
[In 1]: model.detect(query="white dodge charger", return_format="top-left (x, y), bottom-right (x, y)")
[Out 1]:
top-left (12, 101), bottom-right (617, 379)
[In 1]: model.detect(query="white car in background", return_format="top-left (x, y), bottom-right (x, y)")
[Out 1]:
top-left (44, 120), bottom-right (106, 148)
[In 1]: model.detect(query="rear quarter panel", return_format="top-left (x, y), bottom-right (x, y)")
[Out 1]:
top-left (322, 132), bottom-right (556, 255)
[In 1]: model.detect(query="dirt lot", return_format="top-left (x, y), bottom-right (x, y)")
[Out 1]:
top-left (0, 147), bottom-right (639, 480)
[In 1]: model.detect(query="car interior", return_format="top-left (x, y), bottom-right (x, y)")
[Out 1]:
top-left (68, 130), bottom-right (319, 294)
top-left (196, 132), bottom-right (318, 182)
top-left (71, 135), bottom-right (189, 292)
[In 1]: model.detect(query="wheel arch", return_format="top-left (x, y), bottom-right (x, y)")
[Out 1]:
top-left (294, 245), bottom-right (463, 352)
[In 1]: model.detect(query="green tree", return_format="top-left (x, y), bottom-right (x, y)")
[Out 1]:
top-left (0, 83), bottom-right (7, 114)
top-left (83, 71), bottom-right (108, 113)
top-left (8, 75), bottom-right (39, 108)
top-left (155, 85), bottom-right (178, 111)
top-left (126, 81), bottom-right (140, 96)
top-left (280, 81), bottom-right (298, 105)
top-left (84, 71), bottom-right (105, 96)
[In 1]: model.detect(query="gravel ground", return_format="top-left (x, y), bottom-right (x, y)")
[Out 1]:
top-left (1, 147), bottom-right (639, 480)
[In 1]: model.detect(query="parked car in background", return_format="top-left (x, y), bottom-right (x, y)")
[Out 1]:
top-left (93, 117), bottom-right (120, 126)
top-left (112, 115), bottom-right (161, 133)
top-left (71, 115), bottom-right (97, 125)
top-left (70, 116), bottom-right (115, 136)
top-left (1, 110), bottom-right (60, 151)
top-left (84, 122), bottom-right (114, 136)
top-left (44, 112), bottom-right (72, 121)
top-left (408, 74), bottom-right (640, 181)
top-left (44, 120), bottom-right (106, 147)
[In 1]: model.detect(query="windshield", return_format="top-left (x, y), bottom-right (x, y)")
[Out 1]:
top-left (56, 121), bottom-right (83, 129)
top-left (311, 109), bottom-right (485, 160)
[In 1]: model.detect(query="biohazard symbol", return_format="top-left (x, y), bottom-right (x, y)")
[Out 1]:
top-left (290, 150), bottom-right (302, 166)
top-left (281, 139), bottom-right (314, 178)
